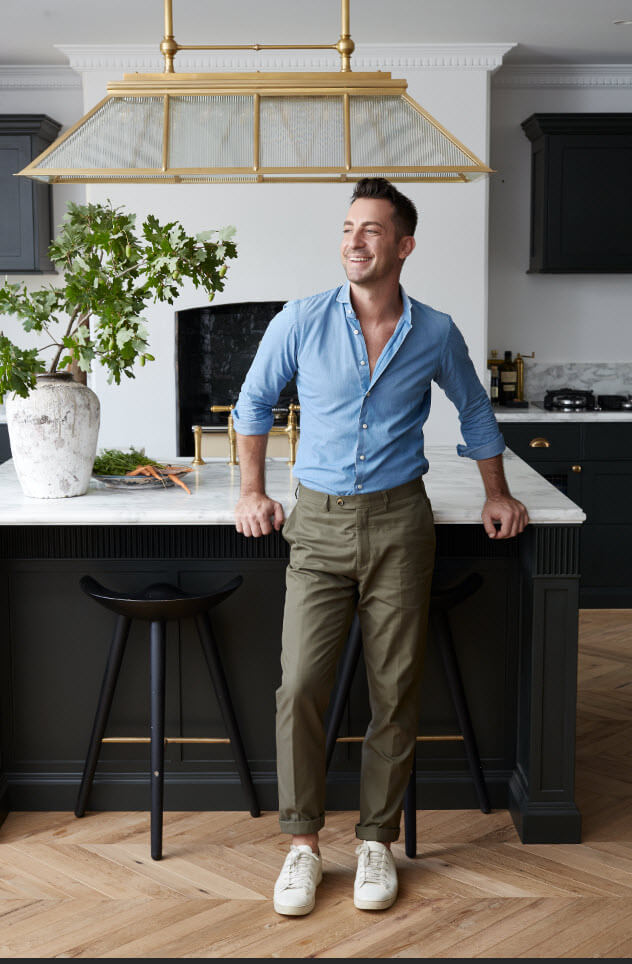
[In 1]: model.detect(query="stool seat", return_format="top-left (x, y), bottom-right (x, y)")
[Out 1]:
top-left (76, 572), bottom-right (259, 860)
top-left (79, 574), bottom-right (242, 621)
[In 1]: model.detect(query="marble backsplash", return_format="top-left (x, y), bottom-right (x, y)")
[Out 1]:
top-left (523, 362), bottom-right (632, 402)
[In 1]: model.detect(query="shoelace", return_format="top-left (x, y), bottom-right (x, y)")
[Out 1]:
top-left (355, 844), bottom-right (388, 885)
top-left (281, 849), bottom-right (317, 890)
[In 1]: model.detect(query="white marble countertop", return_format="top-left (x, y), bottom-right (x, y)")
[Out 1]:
top-left (0, 447), bottom-right (585, 526)
top-left (496, 404), bottom-right (632, 423)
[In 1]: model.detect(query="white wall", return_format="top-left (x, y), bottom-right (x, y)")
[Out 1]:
top-left (488, 70), bottom-right (632, 365)
top-left (1, 50), bottom-right (500, 457)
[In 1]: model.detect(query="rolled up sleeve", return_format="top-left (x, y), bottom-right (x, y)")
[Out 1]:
top-left (232, 302), bottom-right (300, 436)
top-left (434, 319), bottom-right (505, 461)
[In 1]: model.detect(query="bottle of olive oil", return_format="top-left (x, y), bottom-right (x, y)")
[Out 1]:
top-left (490, 365), bottom-right (500, 405)
top-left (499, 351), bottom-right (517, 405)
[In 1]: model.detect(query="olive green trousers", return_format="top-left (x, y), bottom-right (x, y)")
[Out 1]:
top-left (276, 477), bottom-right (436, 842)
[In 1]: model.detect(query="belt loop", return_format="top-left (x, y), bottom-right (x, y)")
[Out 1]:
top-left (294, 483), bottom-right (299, 499)
top-left (324, 493), bottom-right (331, 511)
top-left (382, 490), bottom-right (389, 509)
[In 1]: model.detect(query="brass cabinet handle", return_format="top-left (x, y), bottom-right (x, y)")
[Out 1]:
top-left (572, 465), bottom-right (582, 473)
top-left (529, 437), bottom-right (551, 448)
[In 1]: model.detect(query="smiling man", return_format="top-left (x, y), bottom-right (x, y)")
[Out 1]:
top-left (232, 178), bottom-right (528, 916)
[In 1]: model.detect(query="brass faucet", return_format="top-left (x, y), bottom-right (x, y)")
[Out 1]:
top-left (210, 405), bottom-right (238, 464)
top-left (515, 352), bottom-right (535, 402)
top-left (210, 403), bottom-right (301, 466)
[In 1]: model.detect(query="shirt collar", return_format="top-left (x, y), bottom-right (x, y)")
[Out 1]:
top-left (336, 281), bottom-right (413, 329)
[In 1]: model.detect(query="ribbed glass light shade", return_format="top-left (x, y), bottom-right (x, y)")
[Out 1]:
top-left (38, 98), bottom-right (164, 170)
top-left (260, 97), bottom-right (345, 168)
top-left (351, 97), bottom-right (474, 170)
top-left (170, 95), bottom-right (253, 168)
top-left (23, 74), bottom-right (491, 183)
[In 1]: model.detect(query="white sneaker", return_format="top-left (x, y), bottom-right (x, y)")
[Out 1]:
top-left (354, 841), bottom-right (398, 911)
top-left (273, 845), bottom-right (323, 916)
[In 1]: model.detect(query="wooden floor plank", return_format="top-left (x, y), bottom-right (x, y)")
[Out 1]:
top-left (0, 608), bottom-right (631, 957)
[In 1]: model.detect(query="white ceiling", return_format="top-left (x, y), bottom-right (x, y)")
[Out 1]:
top-left (4, 0), bottom-right (632, 66)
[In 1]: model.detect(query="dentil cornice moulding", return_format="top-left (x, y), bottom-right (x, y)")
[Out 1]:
top-left (493, 64), bottom-right (632, 88)
top-left (0, 65), bottom-right (80, 90)
top-left (54, 42), bottom-right (516, 73)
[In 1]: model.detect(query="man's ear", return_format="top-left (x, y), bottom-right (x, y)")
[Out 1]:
top-left (399, 236), bottom-right (416, 260)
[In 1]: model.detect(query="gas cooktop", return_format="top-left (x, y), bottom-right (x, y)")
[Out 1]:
top-left (543, 388), bottom-right (632, 412)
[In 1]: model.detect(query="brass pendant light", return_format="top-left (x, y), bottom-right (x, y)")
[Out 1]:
top-left (19, 0), bottom-right (492, 184)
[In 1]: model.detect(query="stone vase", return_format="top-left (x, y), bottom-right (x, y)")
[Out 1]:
top-left (6, 373), bottom-right (100, 498)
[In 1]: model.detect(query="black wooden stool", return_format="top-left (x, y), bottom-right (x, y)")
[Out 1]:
top-left (75, 574), bottom-right (260, 860)
top-left (325, 571), bottom-right (490, 858)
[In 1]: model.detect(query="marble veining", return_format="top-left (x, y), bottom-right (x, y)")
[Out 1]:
top-left (0, 449), bottom-right (585, 525)
top-left (523, 362), bottom-right (632, 403)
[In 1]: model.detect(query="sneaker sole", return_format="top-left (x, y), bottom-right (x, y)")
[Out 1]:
top-left (273, 897), bottom-right (316, 916)
top-left (354, 891), bottom-right (398, 911)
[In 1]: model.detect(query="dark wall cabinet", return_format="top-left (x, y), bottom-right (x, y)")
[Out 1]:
top-left (501, 421), bottom-right (632, 608)
top-left (521, 114), bottom-right (632, 273)
top-left (0, 115), bottom-right (61, 273)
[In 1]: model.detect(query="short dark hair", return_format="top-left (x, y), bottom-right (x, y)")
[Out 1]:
top-left (350, 178), bottom-right (418, 237)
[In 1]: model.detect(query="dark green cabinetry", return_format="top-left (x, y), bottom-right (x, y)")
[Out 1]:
top-left (0, 115), bottom-right (61, 273)
top-left (501, 421), bottom-right (632, 607)
top-left (522, 114), bottom-right (632, 273)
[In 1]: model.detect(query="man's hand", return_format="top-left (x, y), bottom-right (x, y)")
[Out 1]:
top-left (235, 492), bottom-right (285, 538)
top-left (482, 495), bottom-right (529, 540)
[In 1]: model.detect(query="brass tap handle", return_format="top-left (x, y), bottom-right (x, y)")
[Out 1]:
top-left (529, 437), bottom-right (551, 448)
top-left (287, 402), bottom-right (300, 466)
top-left (192, 425), bottom-right (205, 466)
top-left (572, 465), bottom-right (582, 473)
top-left (210, 404), bottom-right (238, 465)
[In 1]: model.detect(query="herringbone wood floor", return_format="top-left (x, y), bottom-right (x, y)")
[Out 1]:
top-left (1, 610), bottom-right (631, 958)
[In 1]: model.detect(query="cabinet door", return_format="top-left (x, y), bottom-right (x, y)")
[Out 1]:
top-left (0, 136), bottom-right (34, 271)
top-left (528, 459), bottom-right (583, 508)
top-left (500, 423), bottom-right (581, 462)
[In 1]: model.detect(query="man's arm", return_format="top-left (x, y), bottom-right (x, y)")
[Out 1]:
top-left (234, 433), bottom-right (285, 538)
top-left (477, 454), bottom-right (529, 540)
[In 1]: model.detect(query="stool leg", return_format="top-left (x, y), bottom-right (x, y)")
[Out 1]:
top-left (75, 615), bottom-right (131, 818)
top-left (325, 612), bottom-right (363, 770)
top-left (432, 610), bottom-right (491, 814)
top-left (404, 753), bottom-right (417, 858)
top-left (150, 620), bottom-right (166, 860)
top-left (195, 614), bottom-right (260, 818)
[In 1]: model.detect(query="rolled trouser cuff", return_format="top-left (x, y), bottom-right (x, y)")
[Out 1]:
top-left (279, 813), bottom-right (325, 835)
top-left (355, 823), bottom-right (400, 843)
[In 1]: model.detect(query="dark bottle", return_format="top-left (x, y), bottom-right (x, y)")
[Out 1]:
top-left (490, 365), bottom-right (499, 405)
top-left (499, 351), bottom-right (517, 405)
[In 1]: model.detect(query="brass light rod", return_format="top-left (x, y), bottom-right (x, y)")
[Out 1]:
top-left (161, 0), bottom-right (354, 73)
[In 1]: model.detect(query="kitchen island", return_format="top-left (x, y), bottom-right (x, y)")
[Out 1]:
top-left (0, 450), bottom-right (585, 843)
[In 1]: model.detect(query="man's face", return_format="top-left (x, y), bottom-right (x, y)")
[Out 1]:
top-left (340, 197), bottom-right (414, 287)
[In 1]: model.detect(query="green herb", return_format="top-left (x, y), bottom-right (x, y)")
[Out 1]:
top-left (92, 447), bottom-right (164, 476)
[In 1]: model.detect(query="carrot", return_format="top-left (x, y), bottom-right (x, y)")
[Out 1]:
top-left (144, 464), bottom-right (163, 481)
top-left (126, 465), bottom-right (152, 477)
top-left (168, 473), bottom-right (191, 495)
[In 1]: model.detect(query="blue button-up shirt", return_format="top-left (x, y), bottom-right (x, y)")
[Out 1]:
top-left (233, 282), bottom-right (505, 495)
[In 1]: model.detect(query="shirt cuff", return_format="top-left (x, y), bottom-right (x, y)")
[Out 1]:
top-left (232, 411), bottom-right (274, 435)
top-left (456, 434), bottom-right (506, 460)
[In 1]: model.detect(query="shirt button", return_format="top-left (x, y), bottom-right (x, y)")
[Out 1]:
top-left (353, 328), bottom-right (359, 335)
top-left (357, 484), bottom-right (363, 490)
top-left (366, 391), bottom-right (371, 397)
top-left (362, 423), bottom-right (368, 429)
top-left (360, 360), bottom-right (366, 366)
top-left (359, 455), bottom-right (365, 461)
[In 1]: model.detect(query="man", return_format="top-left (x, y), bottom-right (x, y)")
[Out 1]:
top-left (233, 178), bottom-right (528, 916)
